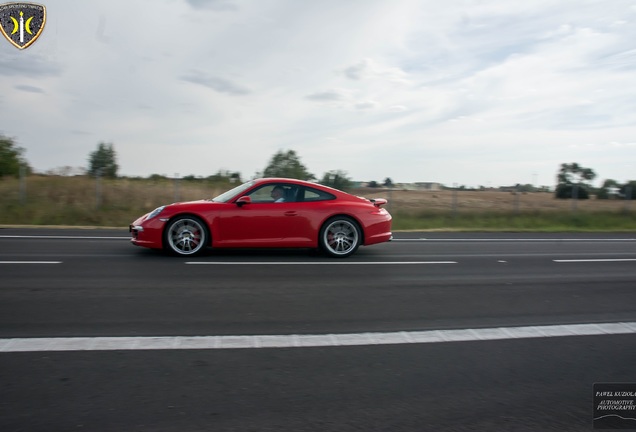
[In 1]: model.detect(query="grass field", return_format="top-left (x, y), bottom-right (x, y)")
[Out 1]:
top-left (1, 176), bottom-right (634, 231)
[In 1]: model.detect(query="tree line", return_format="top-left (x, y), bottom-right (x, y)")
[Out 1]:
top-left (556, 162), bottom-right (635, 200)
top-left (1, 134), bottom-right (634, 197)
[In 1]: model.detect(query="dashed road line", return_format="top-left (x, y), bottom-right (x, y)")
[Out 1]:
top-left (186, 261), bottom-right (458, 265)
top-left (393, 238), bottom-right (636, 242)
top-left (554, 259), bottom-right (636, 263)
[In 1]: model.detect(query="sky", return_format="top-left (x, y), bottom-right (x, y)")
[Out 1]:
top-left (1, 0), bottom-right (635, 187)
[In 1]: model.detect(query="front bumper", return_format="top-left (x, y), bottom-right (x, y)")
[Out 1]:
top-left (129, 216), bottom-right (164, 249)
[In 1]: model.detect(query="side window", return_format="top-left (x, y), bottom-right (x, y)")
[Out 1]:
top-left (246, 184), bottom-right (298, 203)
top-left (247, 185), bottom-right (274, 202)
top-left (301, 187), bottom-right (336, 202)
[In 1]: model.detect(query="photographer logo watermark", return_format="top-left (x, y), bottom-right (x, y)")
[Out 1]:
top-left (594, 383), bottom-right (636, 429)
top-left (0, 2), bottom-right (46, 50)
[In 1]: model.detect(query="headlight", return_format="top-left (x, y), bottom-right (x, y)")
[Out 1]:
top-left (146, 206), bottom-right (165, 221)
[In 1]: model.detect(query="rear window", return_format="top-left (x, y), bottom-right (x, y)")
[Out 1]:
top-left (303, 187), bottom-right (336, 202)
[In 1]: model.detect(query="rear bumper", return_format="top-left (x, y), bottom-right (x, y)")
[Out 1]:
top-left (360, 210), bottom-right (392, 246)
top-left (365, 231), bottom-right (393, 245)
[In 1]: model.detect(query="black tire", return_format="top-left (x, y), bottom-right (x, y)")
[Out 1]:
top-left (164, 216), bottom-right (208, 256)
top-left (319, 216), bottom-right (361, 258)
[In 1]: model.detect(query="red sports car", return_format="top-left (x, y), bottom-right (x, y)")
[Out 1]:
top-left (130, 178), bottom-right (392, 257)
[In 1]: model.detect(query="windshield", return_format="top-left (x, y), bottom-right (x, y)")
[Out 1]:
top-left (211, 180), bottom-right (255, 203)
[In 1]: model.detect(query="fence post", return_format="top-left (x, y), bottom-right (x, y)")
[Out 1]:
top-left (95, 168), bottom-right (102, 209)
top-left (452, 183), bottom-right (458, 218)
top-left (19, 164), bottom-right (26, 204)
top-left (174, 173), bottom-right (180, 202)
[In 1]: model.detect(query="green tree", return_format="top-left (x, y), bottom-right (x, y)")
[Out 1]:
top-left (620, 181), bottom-right (636, 199)
top-left (88, 142), bottom-right (119, 178)
top-left (383, 177), bottom-right (394, 188)
top-left (263, 150), bottom-right (314, 180)
top-left (555, 163), bottom-right (596, 199)
top-left (148, 174), bottom-right (167, 181)
top-left (515, 184), bottom-right (536, 193)
top-left (206, 170), bottom-right (242, 183)
top-left (597, 179), bottom-right (620, 199)
top-left (0, 135), bottom-right (30, 178)
top-left (320, 170), bottom-right (351, 191)
top-left (557, 163), bottom-right (596, 185)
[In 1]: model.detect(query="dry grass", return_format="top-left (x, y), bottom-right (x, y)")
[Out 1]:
top-left (0, 176), bottom-right (228, 226)
top-left (357, 188), bottom-right (633, 214)
top-left (1, 176), bottom-right (634, 230)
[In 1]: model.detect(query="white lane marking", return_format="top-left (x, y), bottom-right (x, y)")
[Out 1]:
top-left (0, 261), bottom-right (62, 264)
top-left (0, 235), bottom-right (128, 240)
top-left (394, 238), bottom-right (636, 242)
top-left (1, 322), bottom-right (634, 353)
top-left (186, 261), bottom-right (458, 265)
top-left (554, 259), bottom-right (636, 263)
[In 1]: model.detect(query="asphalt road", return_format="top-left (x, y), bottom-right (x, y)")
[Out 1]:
top-left (1, 228), bottom-right (635, 431)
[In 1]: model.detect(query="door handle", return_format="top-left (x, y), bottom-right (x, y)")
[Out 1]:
top-left (284, 211), bottom-right (297, 216)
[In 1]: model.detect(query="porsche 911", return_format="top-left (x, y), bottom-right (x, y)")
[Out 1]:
top-left (130, 178), bottom-right (392, 257)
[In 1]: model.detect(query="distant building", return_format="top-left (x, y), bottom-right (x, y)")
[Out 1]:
top-left (413, 182), bottom-right (442, 191)
top-left (353, 181), bottom-right (442, 191)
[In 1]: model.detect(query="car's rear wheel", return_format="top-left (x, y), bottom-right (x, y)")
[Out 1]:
top-left (164, 216), bottom-right (208, 256)
top-left (319, 216), bottom-right (361, 258)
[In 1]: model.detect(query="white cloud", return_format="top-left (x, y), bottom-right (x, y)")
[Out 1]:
top-left (185, 0), bottom-right (239, 11)
top-left (305, 89), bottom-right (350, 102)
top-left (354, 100), bottom-right (380, 110)
top-left (181, 70), bottom-right (251, 95)
top-left (14, 84), bottom-right (45, 93)
top-left (341, 58), bottom-right (411, 85)
top-left (388, 105), bottom-right (408, 112)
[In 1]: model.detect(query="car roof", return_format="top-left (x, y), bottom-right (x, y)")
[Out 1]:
top-left (254, 178), bottom-right (350, 197)
top-left (255, 177), bottom-right (313, 184)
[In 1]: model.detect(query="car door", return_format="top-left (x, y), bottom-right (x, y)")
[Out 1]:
top-left (214, 183), bottom-right (312, 247)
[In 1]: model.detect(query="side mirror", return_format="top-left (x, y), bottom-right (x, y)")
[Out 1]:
top-left (236, 196), bottom-right (251, 207)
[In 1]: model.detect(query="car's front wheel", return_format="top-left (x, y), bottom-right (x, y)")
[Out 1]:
top-left (164, 216), bottom-right (208, 256)
top-left (319, 216), bottom-right (361, 258)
